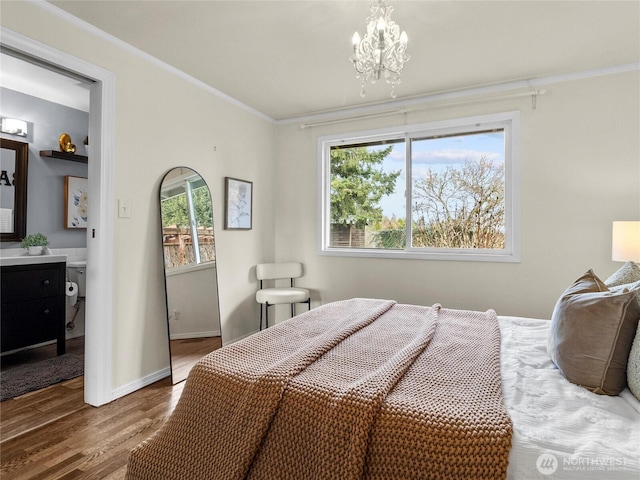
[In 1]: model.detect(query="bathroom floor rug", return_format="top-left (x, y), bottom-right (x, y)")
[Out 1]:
top-left (0, 354), bottom-right (84, 401)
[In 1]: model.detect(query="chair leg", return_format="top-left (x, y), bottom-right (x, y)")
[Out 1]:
top-left (290, 299), bottom-right (310, 319)
top-left (263, 300), bottom-right (310, 329)
top-left (265, 302), bottom-right (269, 329)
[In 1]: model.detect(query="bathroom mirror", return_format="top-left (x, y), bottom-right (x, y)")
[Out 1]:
top-left (0, 138), bottom-right (28, 242)
top-left (159, 167), bottom-right (222, 384)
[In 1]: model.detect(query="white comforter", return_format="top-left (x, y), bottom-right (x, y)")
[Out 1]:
top-left (499, 316), bottom-right (640, 480)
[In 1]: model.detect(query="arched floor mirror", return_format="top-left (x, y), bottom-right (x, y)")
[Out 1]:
top-left (159, 167), bottom-right (222, 384)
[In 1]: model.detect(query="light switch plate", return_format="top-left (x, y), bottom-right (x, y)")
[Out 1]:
top-left (118, 199), bottom-right (131, 218)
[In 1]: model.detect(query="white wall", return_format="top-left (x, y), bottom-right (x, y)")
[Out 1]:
top-left (274, 71), bottom-right (640, 320)
top-left (166, 265), bottom-right (220, 338)
top-left (1, 2), bottom-right (276, 392)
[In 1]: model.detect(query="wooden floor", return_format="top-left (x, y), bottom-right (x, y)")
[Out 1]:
top-left (0, 336), bottom-right (222, 479)
top-left (1, 336), bottom-right (87, 442)
top-left (170, 336), bottom-right (222, 383)
top-left (0, 377), bottom-right (184, 479)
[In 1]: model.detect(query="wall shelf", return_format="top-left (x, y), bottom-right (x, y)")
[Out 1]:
top-left (39, 150), bottom-right (88, 164)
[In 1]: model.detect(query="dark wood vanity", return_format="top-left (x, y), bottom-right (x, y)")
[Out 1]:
top-left (0, 140), bottom-right (71, 357)
top-left (1, 260), bottom-right (66, 355)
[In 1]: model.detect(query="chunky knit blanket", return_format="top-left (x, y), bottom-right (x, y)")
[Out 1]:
top-left (126, 298), bottom-right (512, 480)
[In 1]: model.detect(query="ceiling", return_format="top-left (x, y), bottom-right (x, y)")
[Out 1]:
top-left (5, 1), bottom-right (640, 121)
top-left (0, 52), bottom-right (91, 112)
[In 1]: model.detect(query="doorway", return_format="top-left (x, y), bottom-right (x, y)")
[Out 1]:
top-left (1, 28), bottom-right (115, 407)
top-left (0, 51), bottom-right (89, 401)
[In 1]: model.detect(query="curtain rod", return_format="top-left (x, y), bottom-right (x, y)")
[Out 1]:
top-left (300, 89), bottom-right (545, 129)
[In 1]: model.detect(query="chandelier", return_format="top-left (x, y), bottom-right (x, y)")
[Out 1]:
top-left (351, 0), bottom-right (410, 98)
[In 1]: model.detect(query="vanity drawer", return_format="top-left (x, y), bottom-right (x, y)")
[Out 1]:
top-left (1, 262), bottom-right (65, 302)
top-left (0, 297), bottom-right (65, 352)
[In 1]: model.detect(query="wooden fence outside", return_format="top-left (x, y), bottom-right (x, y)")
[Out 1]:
top-left (162, 226), bottom-right (215, 269)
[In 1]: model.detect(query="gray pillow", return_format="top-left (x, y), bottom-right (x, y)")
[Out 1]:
top-left (548, 270), bottom-right (640, 395)
top-left (605, 261), bottom-right (640, 287)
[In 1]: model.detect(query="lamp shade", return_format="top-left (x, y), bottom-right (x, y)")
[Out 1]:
top-left (612, 221), bottom-right (640, 262)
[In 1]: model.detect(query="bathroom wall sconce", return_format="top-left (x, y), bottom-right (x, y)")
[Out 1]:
top-left (0, 117), bottom-right (28, 137)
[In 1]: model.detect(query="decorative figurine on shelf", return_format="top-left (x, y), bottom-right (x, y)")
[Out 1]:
top-left (59, 133), bottom-right (76, 154)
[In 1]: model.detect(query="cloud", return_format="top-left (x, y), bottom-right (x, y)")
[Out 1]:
top-left (388, 149), bottom-right (405, 163)
top-left (411, 149), bottom-right (502, 165)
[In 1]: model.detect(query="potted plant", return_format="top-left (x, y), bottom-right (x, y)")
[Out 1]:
top-left (20, 232), bottom-right (49, 256)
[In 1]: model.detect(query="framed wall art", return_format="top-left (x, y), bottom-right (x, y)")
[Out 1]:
top-left (65, 176), bottom-right (88, 229)
top-left (224, 177), bottom-right (252, 230)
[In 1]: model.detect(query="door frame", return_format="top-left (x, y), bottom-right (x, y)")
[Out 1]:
top-left (1, 28), bottom-right (115, 406)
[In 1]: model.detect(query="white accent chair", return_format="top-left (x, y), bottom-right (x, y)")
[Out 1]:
top-left (256, 262), bottom-right (310, 330)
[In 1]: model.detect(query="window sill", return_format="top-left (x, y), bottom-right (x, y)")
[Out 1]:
top-left (319, 247), bottom-right (520, 263)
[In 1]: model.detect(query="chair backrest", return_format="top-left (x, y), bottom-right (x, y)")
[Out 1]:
top-left (256, 262), bottom-right (303, 281)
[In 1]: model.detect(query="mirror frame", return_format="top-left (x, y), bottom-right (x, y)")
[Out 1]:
top-left (0, 138), bottom-right (28, 242)
top-left (159, 166), bottom-right (221, 384)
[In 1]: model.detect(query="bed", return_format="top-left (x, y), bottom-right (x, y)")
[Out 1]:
top-left (499, 315), bottom-right (639, 479)
top-left (126, 297), bottom-right (640, 480)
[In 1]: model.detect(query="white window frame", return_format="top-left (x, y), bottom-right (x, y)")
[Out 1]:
top-left (318, 111), bottom-right (520, 262)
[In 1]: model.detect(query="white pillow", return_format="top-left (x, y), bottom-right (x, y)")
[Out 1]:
top-left (605, 261), bottom-right (640, 287)
top-left (609, 280), bottom-right (640, 305)
top-left (609, 279), bottom-right (640, 401)
top-left (627, 322), bottom-right (640, 401)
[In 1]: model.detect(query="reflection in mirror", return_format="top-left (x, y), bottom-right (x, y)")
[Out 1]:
top-left (160, 167), bottom-right (221, 384)
top-left (0, 138), bottom-right (28, 242)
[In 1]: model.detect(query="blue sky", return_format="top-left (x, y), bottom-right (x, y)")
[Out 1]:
top-left (377, 131), bottom-right (505, 218)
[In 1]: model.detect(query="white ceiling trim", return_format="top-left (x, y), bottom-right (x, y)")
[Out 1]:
top-left (32, 0), bottom-right (640, 127)
top-left (300, 90), bottom-right (542, 129)
top-left (286, 62), bottom-right (640, 128)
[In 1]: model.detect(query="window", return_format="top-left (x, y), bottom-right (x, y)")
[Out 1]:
top-left (319, 112), bottom-right (520, 262)
top-left (161, 174), bottom-right (215, 269)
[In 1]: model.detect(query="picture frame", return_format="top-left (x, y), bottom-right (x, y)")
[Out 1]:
top-left (224, 177), bottom-right (252, 230)
top-left (65, 176), bottom-right (88, 229)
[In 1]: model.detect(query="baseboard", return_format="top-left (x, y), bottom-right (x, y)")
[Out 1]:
top-left (111, 367), bottom-right (170, 401)
top-left (169, 330), bottom-right (220, 340)
top-left (227, 329), bottom-right (256, 344)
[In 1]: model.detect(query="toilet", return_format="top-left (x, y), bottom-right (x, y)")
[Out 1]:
top-left (67, 260), bottom-right (87, 297)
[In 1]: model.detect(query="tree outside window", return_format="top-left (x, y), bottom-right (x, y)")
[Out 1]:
top-left (321, 112), bottom-right (519, 262)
